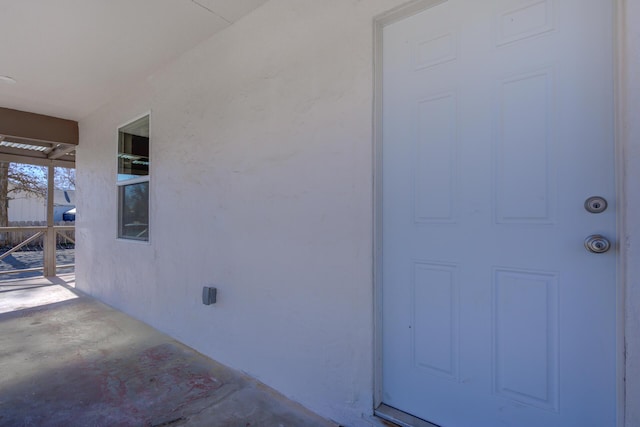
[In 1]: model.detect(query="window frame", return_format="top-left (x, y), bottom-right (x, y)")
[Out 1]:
top-left (116, 112), bottom-right (151, 243)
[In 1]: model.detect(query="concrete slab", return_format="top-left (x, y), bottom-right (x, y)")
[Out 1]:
top-left (0, 277), bottom-right (335, 427)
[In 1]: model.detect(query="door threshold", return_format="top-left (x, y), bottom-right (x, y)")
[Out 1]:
top-left (375, 404), bottom-right (441, 427)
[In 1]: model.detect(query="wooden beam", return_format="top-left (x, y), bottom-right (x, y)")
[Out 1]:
top-left (0, 107), bottom-right (78, 146)
top-left (44, 165), bottom-right (56, 277)
top-left (0, 152), bottom-right (74, 168)
top-left (48, 144), bottom-right (76, 160)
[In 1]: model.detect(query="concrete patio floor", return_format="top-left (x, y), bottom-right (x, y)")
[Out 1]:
top-left (0, 275), bottom-right (336, 427)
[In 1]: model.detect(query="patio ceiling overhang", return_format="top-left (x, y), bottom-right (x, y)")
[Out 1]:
top-left (0, 1), bottom-right (269, 122)
top-left (0, 107), bottom-right (76, 168)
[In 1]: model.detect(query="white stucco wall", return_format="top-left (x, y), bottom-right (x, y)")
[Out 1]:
top-left (76, 0), bottom-right (640, 425)
top-left (77, 1), bottom-right (406, 425)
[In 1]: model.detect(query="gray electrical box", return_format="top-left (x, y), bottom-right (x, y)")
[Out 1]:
top-left (202, 286), bottom-right (217, 305)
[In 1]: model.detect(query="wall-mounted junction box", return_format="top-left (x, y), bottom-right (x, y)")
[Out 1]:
top-left (202, 286), bottom-right (217, 305)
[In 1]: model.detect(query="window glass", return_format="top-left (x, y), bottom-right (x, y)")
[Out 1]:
top-left (118, 116), bottom-right (149, 182)
top-left (118, 182), bottom-right (149, 240)
top-left (117, 115), bottom-right (150, 241)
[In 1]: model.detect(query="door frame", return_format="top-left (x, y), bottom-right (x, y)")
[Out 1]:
top-left (371, 1), bottom-right (627, 425)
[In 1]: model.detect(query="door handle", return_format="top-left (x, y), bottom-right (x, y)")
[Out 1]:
top-left (584, 235), bottom-right (611, 254)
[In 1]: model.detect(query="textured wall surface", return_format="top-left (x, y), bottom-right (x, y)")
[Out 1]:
top-left (75, 0), bottom-right (640, 425)
top-left (77, 1), bottom-right (405, 425)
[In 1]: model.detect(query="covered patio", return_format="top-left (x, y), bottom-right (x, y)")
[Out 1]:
top-left (0, 275), bottom-right (336, 427)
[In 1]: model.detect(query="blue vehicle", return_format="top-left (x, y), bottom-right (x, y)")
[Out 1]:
top-left (62, 208), bottom-right (76, 222)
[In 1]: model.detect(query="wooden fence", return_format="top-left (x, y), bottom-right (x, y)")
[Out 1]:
top-left (0, 221), bottom-right (75, 249)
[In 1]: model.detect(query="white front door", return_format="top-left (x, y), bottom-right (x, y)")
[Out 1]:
top-left (381, 1), bottom-right (617, 426)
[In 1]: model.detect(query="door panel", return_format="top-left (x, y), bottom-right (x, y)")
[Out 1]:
top-left (381, 1), bottom-right (616, 426)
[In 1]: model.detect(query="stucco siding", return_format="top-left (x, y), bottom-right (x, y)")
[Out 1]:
top-left (77, 1), bottom-right (405, 425)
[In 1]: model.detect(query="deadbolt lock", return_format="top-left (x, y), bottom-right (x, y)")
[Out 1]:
top-left (585, 196), bottom-right (608, 214)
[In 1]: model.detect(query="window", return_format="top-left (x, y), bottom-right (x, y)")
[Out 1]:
top-left (117, 115), bottom-right (149, 241)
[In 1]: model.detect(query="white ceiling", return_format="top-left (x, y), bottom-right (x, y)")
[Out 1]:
top-left (0, 0), bottom-right (268, 121)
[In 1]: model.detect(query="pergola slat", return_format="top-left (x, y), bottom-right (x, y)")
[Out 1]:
top-left (0, 108), bottom-right (77, 166)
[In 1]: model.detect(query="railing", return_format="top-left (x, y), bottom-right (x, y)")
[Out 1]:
top-left (0, 224), bottom-right (75, 278)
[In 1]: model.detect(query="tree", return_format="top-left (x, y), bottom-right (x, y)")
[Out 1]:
top-left (54, 167), bottom-right (75, 190)
top-left (0, 162), bottom-right (47, 227)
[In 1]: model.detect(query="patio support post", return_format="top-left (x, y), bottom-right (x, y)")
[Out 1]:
top-left (44, 165), bottom-right (56, 277)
